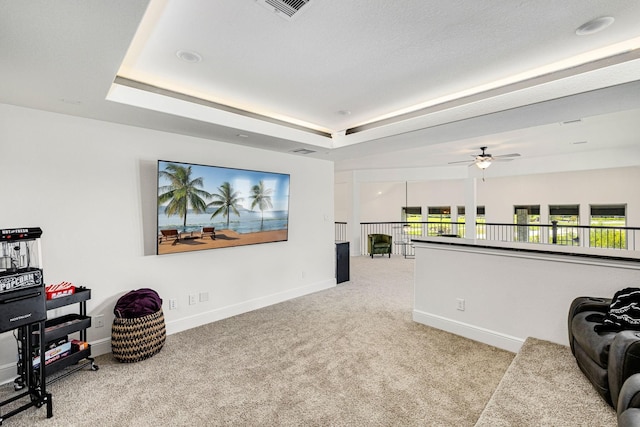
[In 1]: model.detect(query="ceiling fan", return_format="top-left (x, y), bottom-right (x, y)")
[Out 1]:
top-left (449, 146), bottom-right (521, 170)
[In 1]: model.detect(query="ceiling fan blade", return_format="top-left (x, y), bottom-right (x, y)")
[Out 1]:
top-left (493, 153), bottom-right (520, 158)
top-left (449, 149), bottom-right (521, 166)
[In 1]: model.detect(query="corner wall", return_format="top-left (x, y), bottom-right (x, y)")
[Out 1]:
top-left (0, 104), bottom-right (336, 383)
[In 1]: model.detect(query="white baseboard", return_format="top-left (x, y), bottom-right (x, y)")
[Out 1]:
top-left (89, 337), bottom-right (112, 357)
top-left (165, 279), bottom-right (336, 335)
top-left (412, 309), bottom-right (524, 353)
top-left (0, 361), bottom-right (17, 386)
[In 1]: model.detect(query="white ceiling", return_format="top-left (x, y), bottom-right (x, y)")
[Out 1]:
top-left (2, 0), bottom-right (640, 175)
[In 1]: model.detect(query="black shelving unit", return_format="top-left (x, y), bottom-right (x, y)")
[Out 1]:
top-left (14, 287), bottom-right (98, 390)
top-left (336, 241), bottom-right (350, 284)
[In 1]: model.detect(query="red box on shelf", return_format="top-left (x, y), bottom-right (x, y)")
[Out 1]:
top-left (46, 282), bottom-right (76, 300)
top-left (71, 339), bottom-right (88, 352)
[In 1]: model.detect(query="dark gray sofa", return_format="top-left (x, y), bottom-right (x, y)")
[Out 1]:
top-left (568, 296), bottom-right (640, 408)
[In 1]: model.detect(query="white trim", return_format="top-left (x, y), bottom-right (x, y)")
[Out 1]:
top-left (89, 337), bottom-right (112, 357)
top-left (0, 361), bottom-right (17, 386)
top-left (165, 279), bottom-right (336, 335)
top-left (412, 309), bottom-right (523, 353)
top-left (412, 238), bottom-right (640, 266)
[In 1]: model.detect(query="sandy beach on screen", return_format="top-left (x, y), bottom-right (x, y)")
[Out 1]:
top-left (157, 229), bottom-right (288, 255)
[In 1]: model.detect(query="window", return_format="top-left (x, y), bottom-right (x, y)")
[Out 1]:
top-left (401, 206), bottom-right (422, 222)
top-left (457, 206), bottom-right (485, 222)
top-left (514, 205), bottom-right (540, 242)
top-left (401, 207), bottom-right (422, 236)
top-left (457, 206), bottom-right (485, 238)
top-left (590, 204), bottom-right (626, 249)
top-left (549, 205), bottom-right (579, 245)
top-left (513, 205), bottom-right (540, 223)
top-left (427, 206), bottom-right (451, 236)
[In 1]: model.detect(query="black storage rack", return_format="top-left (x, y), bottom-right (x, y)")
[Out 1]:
top-left (14, 287), bottom-right (98, 391)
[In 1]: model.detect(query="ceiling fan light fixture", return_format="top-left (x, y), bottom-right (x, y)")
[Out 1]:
top-left (476, 159), bottom-right (492, 169)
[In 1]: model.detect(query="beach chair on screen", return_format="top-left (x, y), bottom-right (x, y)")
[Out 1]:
top-left (160, 229), bottom-right (180, 243)
top-left (201, 227), bottom-right (216, 240)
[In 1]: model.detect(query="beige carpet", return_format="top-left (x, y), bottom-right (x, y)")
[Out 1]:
top-left (0, 256), bottom-right (611, 426)
top-left (476, 337), bottom-right (616, 426)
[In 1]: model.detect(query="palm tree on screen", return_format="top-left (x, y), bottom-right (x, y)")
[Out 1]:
top-left (208, 182), bottom-right (243, 229)
top-left (158, 163), bottom-right (211, 229)
top-left (249, 180), bottom-right (273, 229)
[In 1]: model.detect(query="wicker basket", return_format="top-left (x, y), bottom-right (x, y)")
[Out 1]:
top-left (111, 309), bottom-right (166, 363)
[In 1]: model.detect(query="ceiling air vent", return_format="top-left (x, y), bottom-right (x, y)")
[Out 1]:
top-left (291, 148), bottom-right (316, 155)
top-left (256, 0), bottom-right (311, 20)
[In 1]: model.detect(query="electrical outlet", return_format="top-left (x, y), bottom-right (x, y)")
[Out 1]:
top-left (169, 299), bottom-right (178, 310)
top-left (189, 294), bottom-right (197, 305)
top-left (199, 292), bottom-right (209, 303)
top-left (94, 314), bottom-right (104, 328)
top-left (456, 298), bottom-right (465, 311)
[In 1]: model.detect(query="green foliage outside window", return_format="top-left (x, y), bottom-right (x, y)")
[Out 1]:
top-left (590, 217), bottom-right (626, 248)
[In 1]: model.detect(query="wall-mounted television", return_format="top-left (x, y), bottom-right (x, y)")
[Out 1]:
top-left (157, 160), bottom-right (290, 255)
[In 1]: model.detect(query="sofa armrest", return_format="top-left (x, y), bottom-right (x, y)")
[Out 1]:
top-left (619, 374), bottom-right (640, 414)
top-left (618, 374), bottom-right (640, 426)
top-left (608, 331), bottom-right (640, 409)
top-left (568, 296), bottom-right (611, 353)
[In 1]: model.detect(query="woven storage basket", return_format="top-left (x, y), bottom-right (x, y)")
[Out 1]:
top-left (111, 309), bottom-right (166, 363)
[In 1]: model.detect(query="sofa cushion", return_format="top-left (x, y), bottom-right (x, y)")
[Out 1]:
top-left (573, 340), bottom-right (611, 405)
top-left (571, 311), bottom-right (617, 367)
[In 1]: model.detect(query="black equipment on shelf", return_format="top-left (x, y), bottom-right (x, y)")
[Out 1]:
top-left (0, 285), bottom-right (47, 332)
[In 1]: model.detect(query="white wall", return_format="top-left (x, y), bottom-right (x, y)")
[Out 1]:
top-left (413, 241), bottom-right (640, 352)
top-left (477, 168), bottom-right (640, 225)
top-left (0, 104), bottom-right (336, 383)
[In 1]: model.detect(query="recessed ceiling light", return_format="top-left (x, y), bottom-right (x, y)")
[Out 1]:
top-left (176, 49), bottom-right (202, 63)
top-left (337, 110), bottom-right (351, 116)
top-left (572, 141), bottom-right (588, 145)
top-left (575, 17), bottom-right (615, 36)
top-left (237, 134), bottom-right (249, 138)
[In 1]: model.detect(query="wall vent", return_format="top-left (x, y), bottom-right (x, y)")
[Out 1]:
top-left (256, 0), bottom-right (311, 20)
top-left (291, 148), bottom-right (316, 155)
